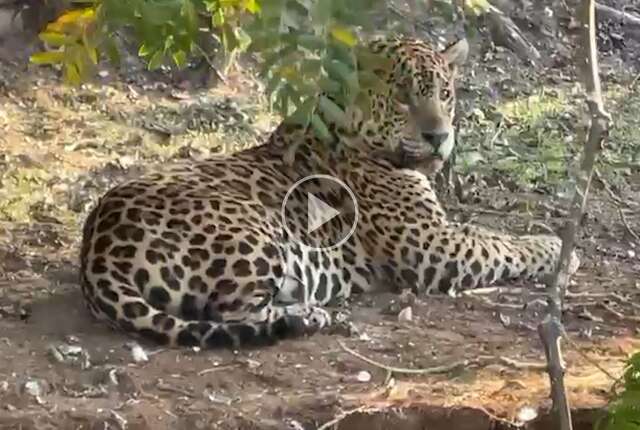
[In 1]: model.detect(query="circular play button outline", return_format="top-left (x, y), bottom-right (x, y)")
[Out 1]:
top-left (281, 174), bottom-right (359, 251)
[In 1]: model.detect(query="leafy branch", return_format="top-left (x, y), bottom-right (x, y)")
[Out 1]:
top-left (29, 0), bottom-right (386, 137)
top-left (598, 352), bottom-right (640, 430)
top-left (27, 0), bottom-right (484, 136)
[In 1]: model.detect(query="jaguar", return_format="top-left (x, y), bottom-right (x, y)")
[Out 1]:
top-left (79, 36), bottom-right (578, 349)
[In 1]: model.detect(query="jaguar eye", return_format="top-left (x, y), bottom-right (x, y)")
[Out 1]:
top-left (441, 89), bottom-right (451, 100)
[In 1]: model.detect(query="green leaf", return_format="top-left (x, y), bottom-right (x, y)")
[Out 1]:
top-left (64, 61), bottom-right (82, 85)
top-left (318, 76), bottom-right (341, 94)
top-left (182, 0), bottom-right (198, 28)
top-left (30, 51), bottom-right (65, 65)
top-left (297, 34), bottom-right (326, 51)
top-left (102, 37), bottom-right (121, 66)
top-left (164, 34), bottom-right (175, 52)
top-left (329, 25), bottom-right (357, 47)
top-left (244, 0), bottom-right (260, 13)
top-left (172, 50), bottom-right (187, 68)
top-left (139, 2), bottom-right (178, 25)
top-left (265, 74), bottom-right (283, 99)
top-left (311, 0), bottom-right (332, 26)
top-left (235, 27), bottom-right (252, 51)
top-left (465, 0), bottom-right (491, 15)
top-left (286, 95), bottom-right (316, 126)
top-left (38, 32), bottom-right (77, 46)
top-left (356, 48), bottom-right (392, 72)
top-left (212, 8), bottom-right (225, 27)
top-left (300, 58), bottom-right (322, 75)
top-left (281, 7), bottom-right (302, 29)
top-left (81, 27), bottom-right (98, 64)
top-left (138, 43), bottom-right (153, 57)
top-left (294, 0), bottom-right (313, 11)
top-left (310, 113), bottom-right (332, 141)
top-left (147, 50), bottom-right (164, 70)
top-left (318, 95), bottom-right (348, 128)
top-left (324, 58), bottom-right (358, 95)
top-left (357, 70), bottom-right (384, 89)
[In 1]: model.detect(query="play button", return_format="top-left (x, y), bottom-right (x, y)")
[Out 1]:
top-left (281, 174), bottom-right (359, 250)
top-left (307, 193), bottom-right (340, 233)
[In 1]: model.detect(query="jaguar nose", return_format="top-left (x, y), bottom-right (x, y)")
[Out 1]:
top-left (421, 132), bottom-right (449, 149)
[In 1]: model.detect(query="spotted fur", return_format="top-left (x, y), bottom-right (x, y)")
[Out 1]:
top-left (79, 36), bottom-right (579, 348)
top-left (271, 36), bottom-right (469, 173)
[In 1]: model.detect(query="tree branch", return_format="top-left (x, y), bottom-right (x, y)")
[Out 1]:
top-left (596, 3), bottom-right (640, 29)
top-left (538, 1), bottom-right (611, 429)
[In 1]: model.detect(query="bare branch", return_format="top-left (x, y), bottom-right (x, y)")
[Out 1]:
top-left (596, 3), bottom-right (640, 29)
top-left (538, 0), bottom-right (611, 429)
top-left (485, 5), bottom-right (541, 63)
top-left (538, 317), bottom-right (573, 430)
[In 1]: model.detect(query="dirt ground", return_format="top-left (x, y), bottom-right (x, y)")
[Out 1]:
top-left (1, 5), bottom-right (640, 430)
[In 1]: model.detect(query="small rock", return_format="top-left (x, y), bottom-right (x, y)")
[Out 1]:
top-left (285, 419), bottom-right (306, 430)
top-left (329, 320), bottom-right (360, 338)
top-left (204, 389), bottom-right (233, 405)
top-left (128, 343), bottom-right (149, 363)
top-left (397, 306), bottom-right (413, 323)
top-left (517, 406), bottom-right (538, 423)
top-left (64, 335), bottom-right (81, 344)
top-left (358, 332), bottom-right (371, 342)
top-left (109, 409), bottom-right (127, 430)
top-left (498, 312), bottom-right (511, 327)
top-left (332, 311), bottom-right (350, 324)
top-left (47, 343), bottom-right (91, 369)
top-left (356, 371), bottom-right (372, 383)
top-left (245, 358), bottom-right (261, 369)
top-left (23, 380), bottom-right (43, 397)
top-left (398, 290), bottom-right (417, 306)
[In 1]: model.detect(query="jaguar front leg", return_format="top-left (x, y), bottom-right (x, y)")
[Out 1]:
top-left (392, 222), bottom-right (580, 295)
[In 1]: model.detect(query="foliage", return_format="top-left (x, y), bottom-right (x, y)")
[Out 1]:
top-left (597, 352), bottom-right (640, 430)
top-left (28, 0), bottom-right (483, 135)
top-left (455, 83), bottom-right (639, 191)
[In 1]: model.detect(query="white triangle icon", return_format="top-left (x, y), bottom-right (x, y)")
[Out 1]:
top-left (307, 193), bottom-right (340, 234)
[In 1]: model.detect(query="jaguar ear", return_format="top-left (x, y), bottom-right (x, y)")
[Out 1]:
top-left (440, 38), bottom-right (469, 67)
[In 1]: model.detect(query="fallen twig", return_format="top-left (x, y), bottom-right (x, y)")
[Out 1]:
top-left (593, 169), bottom-right (627, 207)
top-left (470, 295), bottom-right (547, 311)
top-left (596, 2), bottom-right (640, 28)
top-left (485, 4), bottom-right (541, 63)
top-left (338, 340), bottom-right (482, 377)
top-left (527, 220), bottom-right (557, 235)
top-left (459, 286), bottom-right (537, 297)
top-left (593, 170), bottom-right (640, 243)
top-left (156, 381), bottom-right (194, 398)
top-left (565, 290), bottom-right (615, 299)
top-left (600, 302), bottom-right (640, 323)
top-left (448, 203), bottom-right (518, 218)
top-left (562, 333), bottom-right (618, 381)
top-left (610, 293), bottom-right (640, 311)
top-left (497, 356), bottom-right (547, 371)
top-left (618, 207), bottom-right (640, 244)
top-left (197, 365), bottom-right (237, 376)
top-left (340, 340), bottom-right (553, 381)
top-left (191, 44), bottom-right (227, 84)
top-left (632, 71), bottom-right (640, 90)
